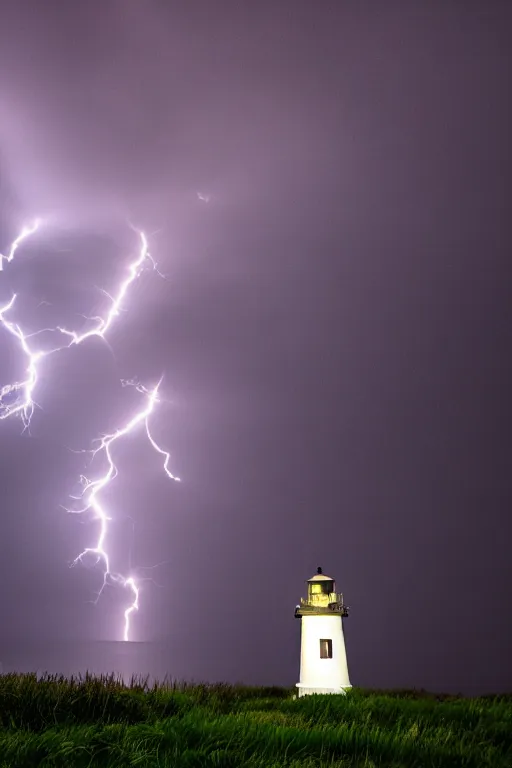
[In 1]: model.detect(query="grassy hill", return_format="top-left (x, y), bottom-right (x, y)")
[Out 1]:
top-left (0, 673), bottom-right (510, 766)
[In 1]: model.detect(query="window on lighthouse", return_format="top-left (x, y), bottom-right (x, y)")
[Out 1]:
top-left (319, 639), bottom-right (333, 659)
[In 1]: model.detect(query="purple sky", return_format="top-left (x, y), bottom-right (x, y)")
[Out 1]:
top-left (0, 1), bottom-right (511, 694)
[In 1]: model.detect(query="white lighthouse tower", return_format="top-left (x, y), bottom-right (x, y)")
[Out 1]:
top-left (295, 567), bottom-right (351, 696)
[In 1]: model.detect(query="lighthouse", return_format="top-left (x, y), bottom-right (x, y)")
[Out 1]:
top-left (294, 567), bottom-right (351, 696)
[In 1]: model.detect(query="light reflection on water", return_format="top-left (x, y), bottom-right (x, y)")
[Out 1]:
top-left (0, 640), bottom-right (184, 686)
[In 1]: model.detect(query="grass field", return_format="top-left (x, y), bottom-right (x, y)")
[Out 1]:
top-left (0, 674), bottom-right (510, 766)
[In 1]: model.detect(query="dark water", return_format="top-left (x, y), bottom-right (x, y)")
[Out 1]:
top-left (1, 638), bottom-right (508, 696)
top-left (0, 638), bottom-right (287, 687)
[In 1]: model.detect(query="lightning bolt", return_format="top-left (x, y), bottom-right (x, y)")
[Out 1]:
top-left (0, 220), bottom-right (179, 640)
top-left (56, 229), bottom-right (152, 344)
top-left (67, 378), bottom-right (179, 642)
top-left (0, 219), bottom-right (41, 271)
top-left (0, 293), bottom-right (45, 428)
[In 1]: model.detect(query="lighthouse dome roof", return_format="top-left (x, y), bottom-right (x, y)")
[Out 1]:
top-left (307, 567), bottom-right (335, 582)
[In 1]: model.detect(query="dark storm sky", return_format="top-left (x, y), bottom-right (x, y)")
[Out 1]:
top-left (0, 1), bottom-right (511, 695)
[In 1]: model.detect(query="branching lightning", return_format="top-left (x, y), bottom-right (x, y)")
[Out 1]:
top-left (0, 220), bottom-right (179, 639)
top-left (56, 229), bottom-right (151, 344)
top-left (67, 378), bottom-right (179, 641)
top-left (0, 293), bottom-right (45, 428)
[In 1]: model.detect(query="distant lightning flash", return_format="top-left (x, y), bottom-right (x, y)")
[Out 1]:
top-left (0, 220), bottom-right (179, 639)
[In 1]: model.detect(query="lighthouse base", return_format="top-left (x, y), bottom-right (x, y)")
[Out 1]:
top-left (295, 683), bottom-right (352, 697)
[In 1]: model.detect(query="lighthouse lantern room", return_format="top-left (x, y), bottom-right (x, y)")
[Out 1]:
top-left (294, 567), bottom-right (351, 697)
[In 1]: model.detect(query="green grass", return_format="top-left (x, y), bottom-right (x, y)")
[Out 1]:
top-left (0, 674), bottom-right (510, 766)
